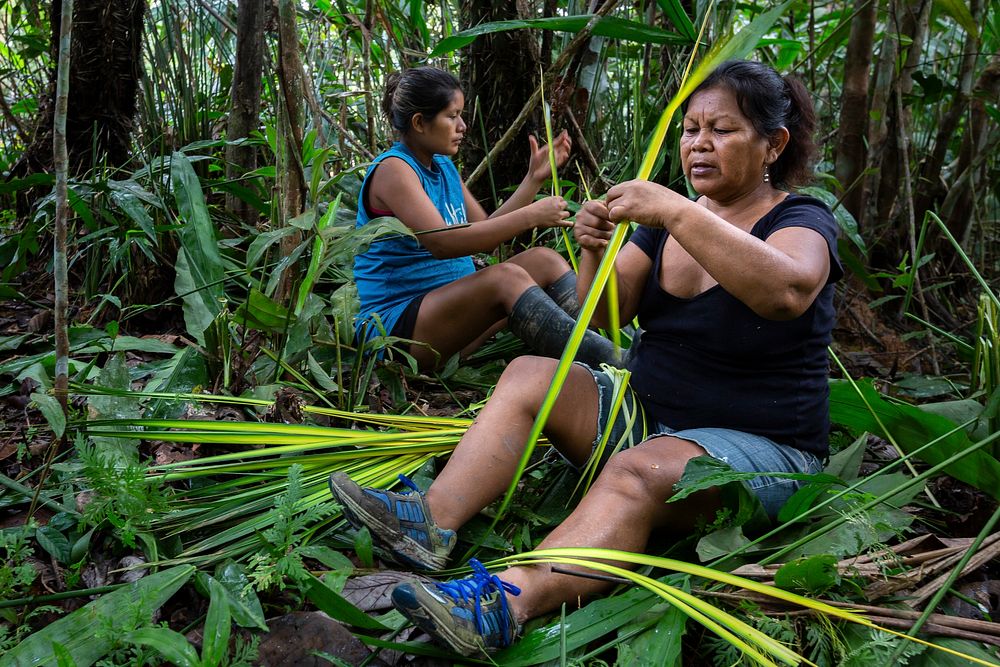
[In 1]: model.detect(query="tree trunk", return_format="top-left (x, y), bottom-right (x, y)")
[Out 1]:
top-left (226, 0), bottom-right (265, 225)
top-left (459, 0), bottom-right (541, 209)
top-left (913, 0), bottom-right (983, 229)
top-left (941, 54), bottom-right (1000, 253)
top-left (18, 0), bottom-right (146, 180)
top-left (53, 0), bottom-right (73, 413)
top-left (861, 0), bottom-right (930, 268)
top-left (833, 0), bottom-right (877, 223)
top-left (872, 0), bottom-right (931, 228)
top-left (274, 0), bottom-right (306, 303)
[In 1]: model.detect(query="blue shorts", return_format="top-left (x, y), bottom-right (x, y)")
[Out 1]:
top-left (579, 363), bottom-right (823, 519)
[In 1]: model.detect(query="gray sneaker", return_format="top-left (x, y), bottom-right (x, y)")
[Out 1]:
top-left (328, 472), bottom-right (456, 571)
top-left (391, 559), bottom-right (521, 657)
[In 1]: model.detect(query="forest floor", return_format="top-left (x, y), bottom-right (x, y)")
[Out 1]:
top-left (3, 270), bottom-right (1000, 665)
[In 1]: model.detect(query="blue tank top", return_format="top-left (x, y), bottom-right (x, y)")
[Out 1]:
top-left (353, 142), bottom-right (475, 343)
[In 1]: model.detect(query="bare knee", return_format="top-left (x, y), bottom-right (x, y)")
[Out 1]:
top-left (593, 441), bottom-right (722, 530)
top-left (477, 262), bottom-right (538, 306)
top-left (595, 448), bottom-right (675, 505)
top-left (496, 356), bottom-right (560, 396)
top-left (507, 247), bottom-right (571, 286)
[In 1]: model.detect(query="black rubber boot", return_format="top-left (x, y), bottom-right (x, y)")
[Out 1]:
top-left (543, 270), bottom-right (581, 318)
top-left (509, 286), bottom-right (623, 368)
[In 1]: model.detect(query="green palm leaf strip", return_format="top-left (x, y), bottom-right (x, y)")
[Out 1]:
top-left (570, 365), bottom-right (641, 500)
top-left (474, 1), bottom-right (795, 549)
top-left (541, 73), bottom-right (578, 274)
top-left (72, 385), bottom-right (472, 429)
top-left (577, 165), bottom-right (623, 350)
top-left (75, 390), bottom-right (508, 565)
top-left (492, 548), bottom-right (997, 666)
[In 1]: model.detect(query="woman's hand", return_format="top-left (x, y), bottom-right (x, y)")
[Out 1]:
top-left (605, 180), bottom-right (691, 229)
top-left (573, 199), bottom-right (616, 251)
top-left (527, 130), bottom-right (572, 185)
top-left (527, 195), bottom-right (572, 229)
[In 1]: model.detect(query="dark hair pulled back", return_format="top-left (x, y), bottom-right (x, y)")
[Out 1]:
top-left (690, 60), bottom-right (817, 188)
top-left (381, 67), bottom-right (462, 136)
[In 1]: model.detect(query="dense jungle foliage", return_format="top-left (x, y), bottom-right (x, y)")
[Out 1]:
top-left (1, 0), bottom-right (999, 665)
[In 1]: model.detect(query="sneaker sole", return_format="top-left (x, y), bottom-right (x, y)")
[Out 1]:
top-left (329, 475), bottom-right (447, 571)
top-left (393, 586), bottom-right (484, 656)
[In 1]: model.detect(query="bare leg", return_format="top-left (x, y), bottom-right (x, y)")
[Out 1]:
top-left (408, 249), bottom-right (571, 369)
top-left (497, 437), bottom-right (723, 623)
top-left (424, 357), bottom-right (599, 530)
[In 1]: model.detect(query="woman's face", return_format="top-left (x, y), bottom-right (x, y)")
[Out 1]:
top-left (680, 86), bottom-right (776, 203)
top-left (414, 89), bottom-right (466, 156)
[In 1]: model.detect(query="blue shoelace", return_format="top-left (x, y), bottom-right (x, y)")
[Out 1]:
top-left (397, 473), bottom-right (421, 493)
top-left (434, 559), bottom-right (522, 647)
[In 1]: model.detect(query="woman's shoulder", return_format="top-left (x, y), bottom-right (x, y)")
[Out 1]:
top-left (775, 192), bottom-right (833, 214)
top-left (761, 193), bottom-right (837, 233)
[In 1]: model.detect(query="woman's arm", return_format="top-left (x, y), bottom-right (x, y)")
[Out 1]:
top-left (575, 199), bottom-right (652, 329)
top-left (369, 133), bottom-right (574, 258)
top-left (605, 180), bottom-right (831, 320)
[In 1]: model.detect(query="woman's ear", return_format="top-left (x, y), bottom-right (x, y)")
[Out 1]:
top-left (410, 113), bottom-right (425, 135)
top-left (767, 126), bottom-right (791, 164)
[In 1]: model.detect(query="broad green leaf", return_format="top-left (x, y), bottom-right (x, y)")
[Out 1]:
top-left (823, 432), bottom-right (868, 481)
top-left (108, 336), bottom-right (181, 355)
top-left (672, 455), bottom-right (842, 502)
top-left (4, 565), bottom-right (194, 667)
top-left (207, 564), bottom-right (268, 631)
top-left (307, 353), bottom-right (339, 392)
top-left (792, 474), bottom-right (922, 558)
top-left (70, 528), bottom-right (95, 563)
top-left (35, 525), bottom-right (71, 563)
top-left (774, 554), bottom-right (840, 595)
top-left (171, 152), bottom-right (224, 344)
top-left (234, 287), bottom-right (292, 332)
top-left (299, 544), bottom-right (355, 573)
top-left (352, 526), bottom-right (375, 568)
top-left (52, 642), bottom-right (77, 667)
top-left (799, 185), bottom-right (865, 254)
top-left (123, 627), bottom-right (199, 667)
top-left (302, 573), bottom-right (390, 631)
top-left (88, 354), bottom-right (142, 462)
top-left (829, 379), bottom-right (1000, 499)
top-left (934, 0), bottom-right (979, 39)
top-left (202, 577), bottom-right (232, 667)
top-left (907, 638), bottom-right (1000, 665)
top-left (655, 0), bottom-right (696, 41)
top-left (146, 348), bottom-right (210, 420)
top-left (813, 9), bottom-right (857, 64)
top-left (918, 398), bottom-right (984, 433)
top-left (776, 431), bottom-right (867, 525)
top-left (696, 524), bottom-right (756, 562)
top-left (31, 391), bottom-right (65, 438)
top-left (246, 226), bottom-right (299, 271)
top-left (0, 171), bottom-right (53, 194)
top-left (429, 15), bottom-right (690, 57)
top-left (109, 188), bottom-right (157, 244)
top-left (174, 248), bottom-right (219, 346)
top-left (618, 599), bottom-right (687, 666)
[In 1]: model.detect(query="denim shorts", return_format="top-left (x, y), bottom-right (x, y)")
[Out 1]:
top-left (578, 363), bottom-right (823, 519)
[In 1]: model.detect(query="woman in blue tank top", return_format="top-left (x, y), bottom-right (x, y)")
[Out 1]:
top-left (353, 67), bottom-right (618, 370)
